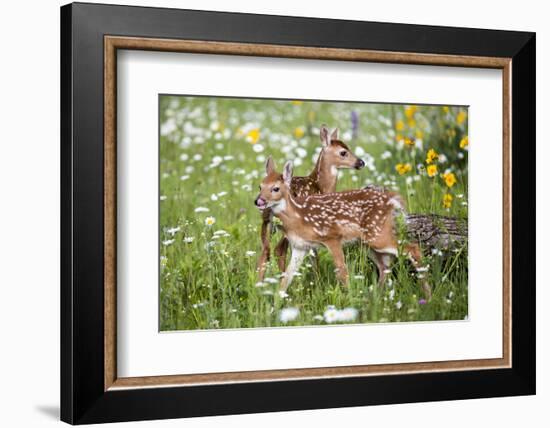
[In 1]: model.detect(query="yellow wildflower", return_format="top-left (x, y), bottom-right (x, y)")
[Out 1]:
top-left (308, 110), bottom-right (316, 122)
top-left (395, 133), bottom-right (403, 142)
top-left (460, 136), bottom-right (469, 149)
top-left (291, 100), bottom-right (303, 106)
top-left (246, 128), bottom-right (260, 144)
top-left (407, 118), bottom-right (416, 128)
top-left (415, 129), bottom-right (424, 140)
top-left (442, 106), bottom-right (450, 114)
top-left (294, 127), bottom-right (305, 139)
top-left (443, 193), bottom-right (453, 209)
top-left (404, 137), bottom-right (414, 147)
top-left (426, 148), bottom-right (438, 164)
top-left (457, 110), bottom-right (467, 125)
top-left (396, 120), bottom-right (405, 131)
top-left (405, 105), bottom-right (417, 119)
top-left (443, 172), bottom-right (457, 188)
top-left (427, 164), bottom-right (438, 178)
top-left (395, 163), bottom-right (412, 175)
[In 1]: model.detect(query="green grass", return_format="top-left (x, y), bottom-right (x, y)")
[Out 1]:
top-left (159, 96), bottom-right (469, 331)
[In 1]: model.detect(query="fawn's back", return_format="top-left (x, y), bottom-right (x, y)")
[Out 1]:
top-left (289, 176), bottom-right (322, 198)
top-left (292, 187), bottom-right (404, 244)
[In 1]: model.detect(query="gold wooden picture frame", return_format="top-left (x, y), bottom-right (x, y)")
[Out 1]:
top-left (104, 36), bottom-right (511, 391)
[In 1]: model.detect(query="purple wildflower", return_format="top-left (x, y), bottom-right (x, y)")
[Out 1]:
top-left (351, 110), bottom-right (359, 139)
top-left (418, 298), bottom-right (427, 305)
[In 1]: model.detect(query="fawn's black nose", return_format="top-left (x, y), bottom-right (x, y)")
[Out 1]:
top-left (355, 158), bottom-right (365, 169)
top-left (255, 197), bottom-right (266, 208)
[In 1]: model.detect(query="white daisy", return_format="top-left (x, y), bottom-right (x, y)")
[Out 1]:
top-left (338, 307), bottom-right (359, 322)
top-left (295, 147), bottom-right (308, 158)
top-left (166, 226), bottom-right (180, 236)
top-left (355, 146), bottom-right (366, 156)
top-left (279, 307), bottom-right (300, 323)
top-left (211, 155), bottom-right (223, 165)
top-left (323, 307), bottom-right (339, 324)
top-left (204, 216), bottom-right (216, 226)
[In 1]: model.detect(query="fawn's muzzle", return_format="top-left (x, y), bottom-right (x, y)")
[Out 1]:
top-left (255, 196), bottom-right (267, 209)
top-left (355, 158), bottom-right (365, 169)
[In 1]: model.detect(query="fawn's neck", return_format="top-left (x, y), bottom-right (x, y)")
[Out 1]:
top-left (309, 149), bottom-right (338, 193)
top-left (273, 192), bottom-right (305, 225)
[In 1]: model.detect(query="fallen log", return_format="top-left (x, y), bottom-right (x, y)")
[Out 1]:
top-left (405, 214), bottom-right (468, 251)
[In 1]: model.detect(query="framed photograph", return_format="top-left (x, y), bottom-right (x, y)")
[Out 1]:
top-left (61, 2), bottom-right (535, 424)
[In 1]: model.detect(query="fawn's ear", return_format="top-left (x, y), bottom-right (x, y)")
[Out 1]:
top-left (265, 156), bottom-right (276, 175)
top-left (331, 128), bottom-right (339, 141)
top-left (319, 124), bottom-right (330, 147)
top-left (282, 161), bottom-right (293, 186)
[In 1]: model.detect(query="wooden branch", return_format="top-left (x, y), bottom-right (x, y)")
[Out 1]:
top-left (405, 214), bottom-right (468, 251)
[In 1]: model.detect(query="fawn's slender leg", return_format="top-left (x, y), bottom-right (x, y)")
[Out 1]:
top-left (274, 236), bottom-right (289, 272)
top-left (323, 240), bottom-right (349, 285)
top-left (404, 243), bottom-right (432, 300)
top-left (311, 248), bottom-right (320, 274)
top-left (279, 246), bottom-right (307, 292)
top-left (369, 250), bottom-right (394, 286)
top-left (257, 208), bottom-right (273, 281)
top-left (368, 214), bottom-right (431, 298)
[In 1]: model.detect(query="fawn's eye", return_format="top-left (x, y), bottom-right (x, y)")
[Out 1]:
top-left (340, 150), bottom-right (348, 157)
top-left (272, 187), bottom-right (280, 193)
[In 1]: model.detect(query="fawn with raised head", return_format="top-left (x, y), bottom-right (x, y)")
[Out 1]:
top-left (255, 160), bottom-right (431, 299)
top-left (256, 125), bottom-right (365, 281)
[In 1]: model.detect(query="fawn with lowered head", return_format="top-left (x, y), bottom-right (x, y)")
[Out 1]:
top-left (256, 125), bottom-right (365, 281)
top-left (255, 160), bottom-right (431, 299)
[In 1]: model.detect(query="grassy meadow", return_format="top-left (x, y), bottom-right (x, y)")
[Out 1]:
top-left (159, 96), bottom-right (469, 331)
